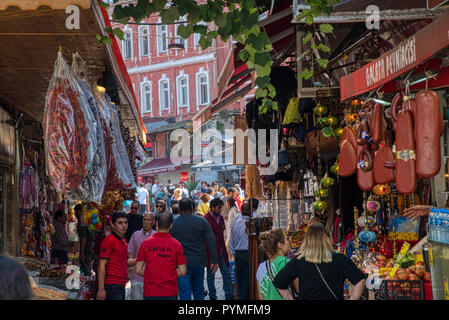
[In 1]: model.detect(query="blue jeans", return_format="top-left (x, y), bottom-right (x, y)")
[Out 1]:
top-left (177, 265), bottom-right (205, 300)
top-left (207, 255), bottom-right (233, 300)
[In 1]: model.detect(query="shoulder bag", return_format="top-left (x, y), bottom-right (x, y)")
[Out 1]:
top-left (314, 263), bottom-right (340, 300)
top-left (265, 260), bottom-right (296, 299)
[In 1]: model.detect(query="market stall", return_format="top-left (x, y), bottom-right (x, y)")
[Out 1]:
top-left (0, 0), bottom-right (146, 299)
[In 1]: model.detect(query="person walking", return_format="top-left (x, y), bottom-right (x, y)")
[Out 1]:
top-left (171, 198), bottom-right (218, 300)
top-left (125, 201), bottom-right (143, 243)
top-left (51, 210), bottom-right (70, 265)
top-left (97, 211), bottom-right (130, 300)
top-left (230, 201), bottom-right (251, 300)
top-left (212, 183), bottom-right (222, 198)
top-left (172, 188), bottom-right (183, 202)
top-left (204, 198), bottom-right (233, 300)
top-left (167, 179), bottom-right (175, 197)
top-left (225, 197), bottom-right (239, 256)
top-left (273, 222), bottom-right (366, 300)
top-left (152, 179), bottom-right (160, 195)
top-left (256, 228), bottom-right (298, 300)
top-left (179, 182), bottom-right (189, 199)
top-left (136, 212), bottom-right (187, 300)
top-left (128, 213), bottom-right (156, 300)
top-left (224, 179), bottom-right (232, 190)
top-left (221, 187), bottom-right (236, 221)
top-left (136, 182), bottom-right (150, 215)
top-left (74, 204), bottom-right (95, 276)
top-left (196, 193), bottom-right (211, 216)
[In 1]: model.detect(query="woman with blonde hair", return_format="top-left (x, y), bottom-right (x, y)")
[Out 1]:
top-left (273, 222), bottom-right (365, 300)
top-left (196, 193), bottom-right (211, 216)
top-left (219, 187), bottom-right (227, 197)
top-left (172, 188), bottom-right (183, 201)
top-left (255, 228), bottom-right (298, 300)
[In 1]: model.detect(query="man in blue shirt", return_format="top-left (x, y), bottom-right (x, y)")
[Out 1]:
top-left (230, 201), bottom-right (251, 300)
top-left (171, 198), bottom-right (218, 300)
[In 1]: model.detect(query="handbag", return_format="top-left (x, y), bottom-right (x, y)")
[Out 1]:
top-left (283, 97), bottom-right (300, 125)
top-left (265, 260), bottom-right (295, 299)
top-left (314, 263), bottom-right (340, 300)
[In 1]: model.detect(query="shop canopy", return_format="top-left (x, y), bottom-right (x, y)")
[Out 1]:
top-left (191, 159), bottom-right (242, 173)
top-left (138, 156), bottom-right (196, 176)
top-left (339, 10), bottom-right (449, 101)
top-left (0, 0), bottom-right (146, 141)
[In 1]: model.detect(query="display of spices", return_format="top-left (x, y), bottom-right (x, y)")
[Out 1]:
top-left (43, 52), bottom-right (90, 192)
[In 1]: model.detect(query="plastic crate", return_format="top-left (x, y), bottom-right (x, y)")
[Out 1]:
top-left (381, 280), bottom-right (424, 300)
top-left (362, 280), bottom-right (424, 300)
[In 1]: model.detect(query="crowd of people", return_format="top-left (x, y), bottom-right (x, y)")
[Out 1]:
top-left (0, 178), bottom-right (367, 300)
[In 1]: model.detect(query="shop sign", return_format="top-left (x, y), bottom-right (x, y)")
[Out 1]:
top-left (340, 11), bottom-right (449, 101)
top-left (0, 108), bottom-right (15, 165)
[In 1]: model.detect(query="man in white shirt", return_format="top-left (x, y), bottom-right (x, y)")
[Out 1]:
top-left (179, 182), bottom-right (189, 199)
top-left (152, 179), bottom-right (160, 195)
top-left (136, 182), bottom-right (150, 215)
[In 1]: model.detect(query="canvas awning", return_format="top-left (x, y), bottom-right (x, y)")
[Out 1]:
top-left (191, 159), bottom-right (242, 173)
top-left (138, 156), bottom-right (197, 176)
top-left (0, 0), bottom-right (146, 141)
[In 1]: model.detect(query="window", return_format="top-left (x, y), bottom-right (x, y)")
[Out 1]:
top-left (139, 27), bottom-right (149, 57)
top-left (177, 76), bottom-right (189, 107)
top-left (157, 25), bottom-right (168, 53)
top-left (194, 21), bottom-right (206, 48)
top-left (159, 78), bottom-right (170, 110)
top-left (141, 83), bottom-right (152, 114)
top-left (196, 70), bottom-right (209, 106)
top-left (123, 30), bottom-right (132, 60)
top-left (175, 24), bottom-right (187, 50)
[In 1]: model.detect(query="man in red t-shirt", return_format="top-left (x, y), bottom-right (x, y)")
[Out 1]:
top-left (97, 211), bottom-right (129, 300)
top-left (136, 212), bottom-right (186, 300)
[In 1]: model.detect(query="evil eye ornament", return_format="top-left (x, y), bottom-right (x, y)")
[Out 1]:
top-left (358, 230), bottom-right (377, 243)
top-left (364, 200), bottom-right (381, 212)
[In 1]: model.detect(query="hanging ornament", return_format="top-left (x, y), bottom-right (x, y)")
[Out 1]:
top-left (313, 104), bottom-right (328, 116)
top-left (320, 176), bottom-right (335, 188)
top-left (313, 200), bottom-right (327, 211)
top-left (335, 127), bottom-right (343, 137)
top-left (327, 116), bottom-right (338, 126)
top-left (373, 184), bottom-right (391, 196)
top-left (330, 164), bottom-right (339, 175)
top-left (321, 126), bottom-right (334, 138)
top-left (315, 189), bottom-right (329, 199)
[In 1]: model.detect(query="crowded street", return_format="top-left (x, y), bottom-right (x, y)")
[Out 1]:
top-left (1, 0), bottom-right (449, 305)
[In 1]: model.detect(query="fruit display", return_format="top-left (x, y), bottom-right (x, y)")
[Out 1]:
top-left (288, 224), bottom-right (307, 249)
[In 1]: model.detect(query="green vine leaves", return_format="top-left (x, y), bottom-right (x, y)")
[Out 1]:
top-left (98, 0), bottom-right (337, 114)
top-left (297, 0), bottom-right (340, 81)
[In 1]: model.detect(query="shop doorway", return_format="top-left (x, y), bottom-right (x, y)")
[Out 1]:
top-left (0, 167), bottom-right (5, 253)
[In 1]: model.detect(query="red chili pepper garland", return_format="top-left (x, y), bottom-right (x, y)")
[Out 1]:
top-left (44, 58), bottom-right (90, 192)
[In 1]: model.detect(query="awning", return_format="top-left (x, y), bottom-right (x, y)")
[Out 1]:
top-left (192, 160), bottom-right (242, 173)
top-left (138, 156), bottom-right (195, 176)
top-left (340, 10), bottom-right (449, 101)
top-left (0, 0), bottom-right (146, 141)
